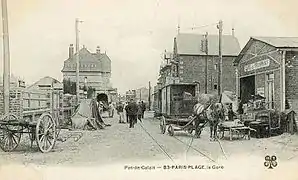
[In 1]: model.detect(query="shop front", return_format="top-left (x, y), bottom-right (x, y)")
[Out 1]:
top-left (233, 37), bottom-right (298, 136)
top-left (234, 37), bottom-right (298, 136)
top-left (235, 38), bottom-right (287, 113)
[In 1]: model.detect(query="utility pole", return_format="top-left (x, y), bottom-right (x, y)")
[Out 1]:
top-left (204, 32), bottom-right (208, 94)
top-left (2, 0), bottom-right (11, 115)
top-left (75, 18), bottom-right (83, 103)
top-left (217, 20), bottom-right (223, 96)
top-left (148, 81), bottom-right (151, 110)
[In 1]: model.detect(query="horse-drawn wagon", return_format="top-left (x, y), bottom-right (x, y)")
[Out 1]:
top-left (158, 84), bottom-right (217, 137)
top-left (0, 87), bottom-right (76, 153)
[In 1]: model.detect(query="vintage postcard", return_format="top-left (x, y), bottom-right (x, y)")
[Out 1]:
top-left (0, 0), bottom-right (298, 180)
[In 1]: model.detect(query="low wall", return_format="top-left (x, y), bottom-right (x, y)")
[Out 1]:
top-left (0, 88), bottom-right (23, 119)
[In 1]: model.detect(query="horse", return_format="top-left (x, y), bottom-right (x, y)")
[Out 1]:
top-left (206, 102), bottom-right (225, 140)
top-left (193, 94), bottom-right (225, 140)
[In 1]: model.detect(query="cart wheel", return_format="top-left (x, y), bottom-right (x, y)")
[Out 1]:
top-left (187, 118), bottom-right (196, 135)
top-left (55, 117), bottom-right (62, 139)
top-left (160, 116), bottom-right (166, 134)
top-left (0, 124), bottom-right (22, 152)
top-left (187, 128), bottom-right (194, 135)
top-left (217, 128), bottom-right (224, 140)
top-left (195, 129), bottom-right (202, 138)
top-left (36, 113), bottom-right (57, 153)
top-left (168, 125), bottom-right (174, 136)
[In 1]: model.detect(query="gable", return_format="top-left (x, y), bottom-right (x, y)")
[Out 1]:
top-left (237, 39), bottom-right (282, 76)
top-left (62, 48), bottom-right (111, 73)
top-left (239, 39), bottom-right (277, 64)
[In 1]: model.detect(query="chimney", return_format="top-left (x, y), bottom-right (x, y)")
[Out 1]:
top-left (69, 44), bottom-right (74, 58)
top-left (232, 28), bottom-right (235, 37)
top-left (96, 46), bottom-right (101, 54)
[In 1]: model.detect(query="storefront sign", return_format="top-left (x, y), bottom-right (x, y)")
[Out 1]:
top-left (244, 59), bottom-right (270, 72)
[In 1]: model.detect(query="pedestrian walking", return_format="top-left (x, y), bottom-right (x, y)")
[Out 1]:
top-left (227, 103), bottom-right (236, 121)
top-left (126, 99), bottom-right (138, 128)
top-left (137, 101), bottom-right (143, 122)
top-left (108, 102), bottom-right (114, 118)
top-left (116, 102), bottom-right (125, 123)
top-left (141, 101), bottom-right (146, 119)
top-left (124, 102), bottom-right (129, 123)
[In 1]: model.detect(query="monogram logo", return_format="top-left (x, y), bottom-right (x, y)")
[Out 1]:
top-left (264, 155), bottom-right (277, 169)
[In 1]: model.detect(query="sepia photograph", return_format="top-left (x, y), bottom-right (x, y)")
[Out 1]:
top-left (0, 0), bottom-right (298, 179)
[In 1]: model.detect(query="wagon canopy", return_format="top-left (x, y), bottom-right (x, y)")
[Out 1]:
top-left (71, 99), bottom-right (92, 129)
top-left (220, 91), bottom-right (238, 112)
top-left (197, 93), bottom-right (219, 105)
top-left (71, 99), bottom-right (107, 129)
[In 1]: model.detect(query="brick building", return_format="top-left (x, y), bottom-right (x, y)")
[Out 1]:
top-left (234, 37), bottom-right (298, 118)
top-left (154, 33), bottom-right (241, 116)
top-left (61, 45), bottom-right (117, 102)
top-left (171, 33), bottom-right (241, 94)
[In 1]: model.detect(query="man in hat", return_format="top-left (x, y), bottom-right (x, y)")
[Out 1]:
top-left (116, 102), bottom-right (125, 123)
top-left (126, 99), bottom-right (138, 128)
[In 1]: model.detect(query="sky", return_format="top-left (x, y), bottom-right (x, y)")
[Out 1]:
top-left (0, 0), bottom-right (298, 94)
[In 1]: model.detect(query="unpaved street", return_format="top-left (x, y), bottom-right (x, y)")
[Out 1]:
top-left (0, 112), bottom-right (298, 166)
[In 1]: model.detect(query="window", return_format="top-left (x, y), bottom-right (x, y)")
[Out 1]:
top-left (214, 64), bottom-right (217, 70)
top-left (214, 84), bottom-right (218, 90)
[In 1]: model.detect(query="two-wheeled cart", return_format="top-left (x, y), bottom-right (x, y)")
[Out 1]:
top-left (160, 114), bottom-right (208, 137)
top-left (157, 84), bottom-right (210, 137)
top-left (0, 88), bottom-right (76, 153)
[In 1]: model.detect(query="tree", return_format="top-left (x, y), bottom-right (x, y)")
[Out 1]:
top-left (63, 79), bottom-right (76, 95)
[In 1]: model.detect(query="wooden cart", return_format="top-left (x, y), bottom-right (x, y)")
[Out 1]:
top-left (218, 121), bottom-right (256, 140)
top-left (0, 88), bottom-right (76, 153)
top-left (160, 114), bottom-right (207, 137)
top-left (158, 84), bottom-right (208, 137)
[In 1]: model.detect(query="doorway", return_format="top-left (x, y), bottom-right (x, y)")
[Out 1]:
top-left (240, 75), bottom-right (255, 103)
top-left (266, 73), bottom-right (275, 109)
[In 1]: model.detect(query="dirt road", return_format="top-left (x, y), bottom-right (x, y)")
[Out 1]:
top-left (0, 112), bottom-right (297, 166)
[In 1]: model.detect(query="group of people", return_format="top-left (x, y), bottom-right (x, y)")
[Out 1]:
top-left (115, 99), bottom-right (146, 128)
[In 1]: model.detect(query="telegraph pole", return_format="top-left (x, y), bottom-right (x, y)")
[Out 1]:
top-left (148, 81), bottom-right (151, 110)
top-left (217, 20), bottom-right (223, 96)
top-left (75, 18), bottom-right (83, 103)
top-left (2, 0), bottom-right (11, 115)
top-left (204, 32), bottom-right (208, 94)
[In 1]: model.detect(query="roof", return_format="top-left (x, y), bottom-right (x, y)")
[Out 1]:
top-left (27, 76), bottom-right (61, 90)
top-left (252, 36), bottom-right (298, 48)
top-left (234, 36), bottom-right (298, 65)
top-left (175, 33), bottom-right (241, 56)
top-left (61, 47), bottom-right (111, 73)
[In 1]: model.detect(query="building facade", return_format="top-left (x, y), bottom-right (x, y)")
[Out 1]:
top-left (135, 87), bottom-right (149, 103)
top-left (234, 37), bottom-right (298, 115)
top-left (61, 44), bottom-right (117, 101)
top-left (125, 90), bottom-right (136, 101)
top-left (171, 33), bottom-right (241, 94)
top-left (154, 33), bottom-right (241, 116)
